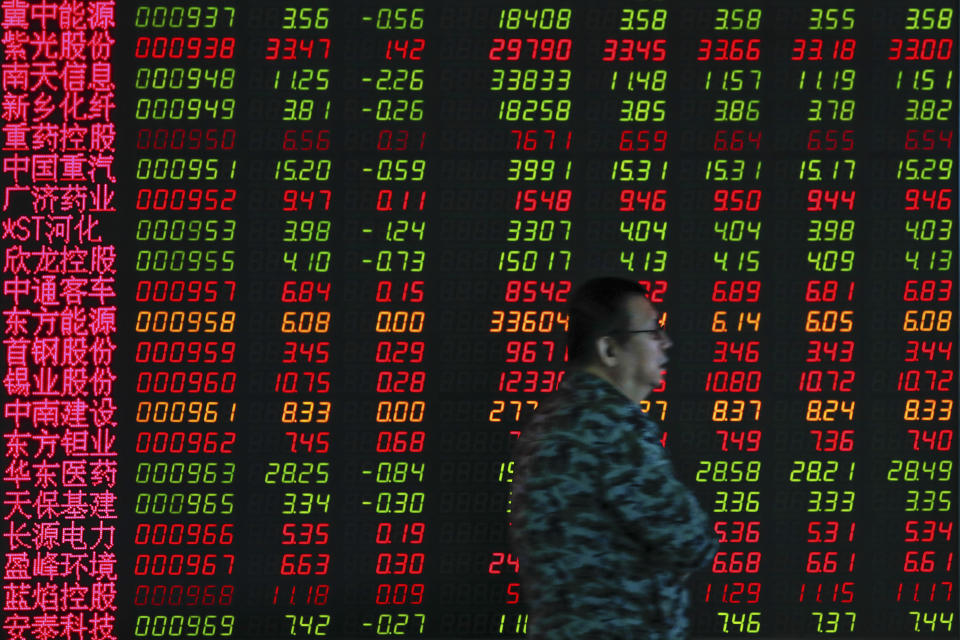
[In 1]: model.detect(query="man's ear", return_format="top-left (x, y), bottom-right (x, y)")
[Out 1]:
top-left (595, 335), bottom-right (617, 367)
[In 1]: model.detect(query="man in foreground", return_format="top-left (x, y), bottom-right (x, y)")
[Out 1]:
top-left (511, 277), bottom-right (717, 639)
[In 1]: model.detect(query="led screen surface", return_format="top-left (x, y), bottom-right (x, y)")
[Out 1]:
top-left (2, 1), bottom-right (958, 638)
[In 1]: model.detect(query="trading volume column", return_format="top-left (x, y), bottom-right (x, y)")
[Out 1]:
top-left (485, 7), bottom-right (578, 637)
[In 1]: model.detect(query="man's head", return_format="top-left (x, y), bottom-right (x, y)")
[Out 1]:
top-left (567, 277), bottom-right (672, 404)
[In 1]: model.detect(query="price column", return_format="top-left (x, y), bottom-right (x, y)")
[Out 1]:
top-left (604, 5), bottom-right (671, 421)
top-left (129, 5), bottom-right (239, 637)
top-left (488, 7), bottom-right (577, 637)
top-left (790, 6), bottom-right (859, 636)
top-left (697, 7), bottom-right (765, 637)
top-left (354, 6), bottom-right (430, 637)
top-left (254, 5), bottom-right (336, 640)
top-left (887, 4), bottom-right (957, 636)
top-left (606, 5), bottom-right (670, 297)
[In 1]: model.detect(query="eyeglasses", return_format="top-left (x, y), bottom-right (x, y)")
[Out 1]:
top-left (612, 314), bottom-right (667, 339)
top-left (615, 328), bottom-right (663, 336)
top-left (613, 327), bottom-right (667, 340)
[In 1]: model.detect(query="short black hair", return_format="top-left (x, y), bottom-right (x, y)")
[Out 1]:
top-left (567, 278), bottom-right (650, 366)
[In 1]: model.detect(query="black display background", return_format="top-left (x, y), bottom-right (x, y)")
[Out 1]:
top-left (107, 1), bottom-right (957, 637)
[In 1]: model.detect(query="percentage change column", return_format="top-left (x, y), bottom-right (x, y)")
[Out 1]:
top-left (354, 6), bottom-right (430, 638)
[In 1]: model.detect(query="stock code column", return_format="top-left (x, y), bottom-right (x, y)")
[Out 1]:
top-left (124, 5), bottom-right (240, 638)
top-left (244, 3), bottom-right (337, 639)
top-left (881, 3), bottom-right (957, 636)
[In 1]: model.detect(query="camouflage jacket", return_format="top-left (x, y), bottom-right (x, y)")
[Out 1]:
top-left (510, 371), bottom-right (717, 639)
